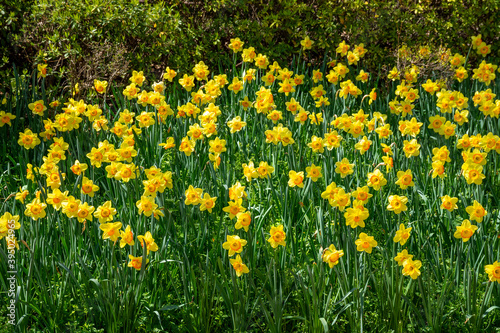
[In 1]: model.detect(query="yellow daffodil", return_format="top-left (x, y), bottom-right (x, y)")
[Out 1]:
top-left (268, 225), bottom-right (286, 248)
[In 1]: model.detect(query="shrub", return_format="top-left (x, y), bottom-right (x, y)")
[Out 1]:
top-left (1, 0), bottom-right (499, 91)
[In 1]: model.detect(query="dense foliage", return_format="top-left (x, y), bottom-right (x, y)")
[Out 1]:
top-left (1, 0), bottom-right (500, 91)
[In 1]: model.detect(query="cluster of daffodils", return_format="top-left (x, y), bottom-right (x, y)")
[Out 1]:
top-left (440, 197), bottom-right (488, 243)
top-left (218, 172), bottom-right (286, 277)
top-left (15, 72), bottom-right (174, 270)
top-left (200, 41), bottom-right (499, 278)
top-left (8, 33), bottom-right (500, 284)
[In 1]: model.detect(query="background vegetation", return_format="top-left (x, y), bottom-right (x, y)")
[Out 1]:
top-left (1, 0), bottom-right (500, 92)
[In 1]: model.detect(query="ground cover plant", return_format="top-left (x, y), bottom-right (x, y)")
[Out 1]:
top-left (0, 34), bottom-right (500, 332)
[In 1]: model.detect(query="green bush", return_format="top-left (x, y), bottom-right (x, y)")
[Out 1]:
top-left (0, 0), bottom-right (36, 91)
top-left (1, 0), bottom-right (500, 92)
